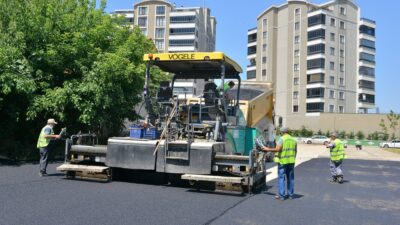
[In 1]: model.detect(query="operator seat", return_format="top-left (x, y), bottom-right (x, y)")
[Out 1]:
top-left (157, 81), bottom-right (173, 102)
top-left (203, 81), bottom-right (218, 106)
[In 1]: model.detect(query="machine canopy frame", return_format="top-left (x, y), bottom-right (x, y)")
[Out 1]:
top-left (143, 52), bottom-right (243, 80)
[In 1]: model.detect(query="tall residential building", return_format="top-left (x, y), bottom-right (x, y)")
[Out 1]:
top-left (247, 0), bottom-right (376, 125)
top-left (114, 0), bottom-right (217, 98)
top-left (112, 9), bottom-right (134, 29)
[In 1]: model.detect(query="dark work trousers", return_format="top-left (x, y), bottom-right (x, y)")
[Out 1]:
top-left (39, 147), bottom-right (49, 173)
top-left (330, 160), bottom-right (343, 177)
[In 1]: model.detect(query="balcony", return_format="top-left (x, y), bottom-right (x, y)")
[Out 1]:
top-left (308, 14), bottom-right (326, 27)
top-left (360, 25), bottom-right (375, 37)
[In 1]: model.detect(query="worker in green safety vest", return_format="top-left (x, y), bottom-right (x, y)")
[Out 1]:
top-left (217, 81), bottom-right (235, 99)
top-left (36, 118), bottom-right (61, 176)
top-left (261, 127), bottom-right (297, 201)
top-left (325, 132), bottom-right (347, 184)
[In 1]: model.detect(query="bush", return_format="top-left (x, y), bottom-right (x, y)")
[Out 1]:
top-left (356, 131), bottom-right (365, 140)
top-left (338, 130), bottom-right (347, 139)
top-left (348, 132), bottom-right (355, 139)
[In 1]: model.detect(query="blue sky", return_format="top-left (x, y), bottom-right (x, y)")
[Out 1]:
top-left (103, 0), bottom-right (400, 113)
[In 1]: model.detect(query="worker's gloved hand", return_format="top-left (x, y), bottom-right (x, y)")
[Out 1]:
top-left (255, 138), bottom-right (266, 151)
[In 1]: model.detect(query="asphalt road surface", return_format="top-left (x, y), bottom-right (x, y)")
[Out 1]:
top-left (1, 158), bottom-right (400, 225)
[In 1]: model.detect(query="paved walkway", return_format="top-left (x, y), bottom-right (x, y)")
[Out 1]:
top-left (266, 143), bottom-right (400, 182)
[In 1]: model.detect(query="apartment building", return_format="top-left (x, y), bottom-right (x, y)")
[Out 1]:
top-left (113, 0), bottom-right (216, 98)
top-left (112, 9), bottom-right (134, 29)
top-left (247, 0), bottom-right (376, 126)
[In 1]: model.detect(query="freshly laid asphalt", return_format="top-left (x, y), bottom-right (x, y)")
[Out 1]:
top-left (1, 158), bottom-right (399, 225)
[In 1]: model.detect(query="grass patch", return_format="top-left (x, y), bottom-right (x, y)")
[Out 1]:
top-left (384, 148), bottom-right (400, 154)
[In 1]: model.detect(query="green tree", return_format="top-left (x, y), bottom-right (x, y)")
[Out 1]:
top-left (356, 131), bottom-right (365, 140)
top-left (348, 131), bottom-right (355, 139)
top-left (338, 130), bottom-right (346, 139)
top-left (0, 0), bottom-right (166, 159)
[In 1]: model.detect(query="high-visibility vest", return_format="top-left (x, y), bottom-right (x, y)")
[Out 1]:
top-left (274, 134), bottom-right (297, 165)
top-left (330, 139), bottom-right (346, 161)
top-left (36, 125), bottom-right (54, 148)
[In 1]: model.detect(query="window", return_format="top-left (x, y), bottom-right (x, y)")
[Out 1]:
top-left (340, 49), bottom-right (344, 58)
top-left (138, 7), bottom-right (148, 15)
top-left (155, 28), bottom-right (165, 38)
top-left (155, 40), bottom-right (164, 50)
top-left (263, 44), bottom-right (267, 51)
top-left (140, 28), bottom-right (147, 35)
top-left (340, 21), bottom-right (345, 29)
top-left (329, 105), bottom-right (335, 112)
top-left (330, 76), bottom-right (335, 85)
top-left (263, 19), bottom-right (267, 26)
top-left (339, 106), bottom-right (344, 113)
top-left (169, 39), bottom-right (195, 46)
top-left (308, 44), bottom-right (325, 55)
top-left (307, 73), bottom-right (325, 84)
top-left (262, 57), bottom-right (267, 64)
top-left (340, 7), bottom-right (346, 15)
top-left (308, 29), bottom-right (325, 41)
top-left (263, 31), bottom-right (267, 38)
top-left (308, 14), bottom-right (326, 27)
top-left (138, 17), bottom-right (147, 27)
top-left (307, 88), bottom-right (325, 98)
top-left (330, 33), bottom-right (335, 41)
top-left (293, 91), bottom-right (299, 99)
top-left (294, 77), bottom-right (299, 85)
top-left (340, 35), bottom-right (345, 44)
top-left (330, 62), bottom-right (335, 70)
top-left (330, 18), bottom-right (336, 27)
top-left (360, 39), bottom-right (375, 49)
top-left (330, 47), bottom-right (335, 56)
top-left (360, 52), bottom-right (375, 63)
top-left (295, 22), bottom-right (300, 31)
top-left (340, 64), bottom-right (344, 72)
top-left (170, 28), bottom-right (195, 35)
top-left (247, 70), bottom-right (256, 79)
top-left (262, 69), bottom-right (267, 76)
top-left (359, 94), bottom-right (375, 103)
top-left (307, 58), bottom-right (325, 69)
top-left (294, 35), bottom-right (300, 44)
top-left (359, 80), bottom-right (375, 90)
top-left (156, 16), bottom-right (166, 26)
top-left (359, 66), bottom-right (375, 77)
top-left (339, 78), bottom-right (344, 86)
top-left (156, 6), bottom-right (165, 15)
top-left (360, 25), bottom-right (375, 36)
top-left (339, 92), bottom-right (345, 100)
top-left (295, 8), bottom-right (300, 15)
top-left (329, 90), bottom-right (335, 99)
top-left (294, 64), bottom-right (299, 71)
top-left (294, 49), bottom-right (300, 57)
top-left (293, 105), bottom-right (299, 112)
top-left (307, 103), bottom-right (324, 113)
top-left (170, 16), bottom-right (196, 23)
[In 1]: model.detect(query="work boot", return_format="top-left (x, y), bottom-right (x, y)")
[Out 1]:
top-left (275, 195), bottom-right (285, 201)
top-left (329, 176), bottom-right (337, 183)
top-left (337, 176), bottom-right (343, 184)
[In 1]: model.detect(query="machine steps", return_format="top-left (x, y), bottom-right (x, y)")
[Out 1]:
top-left (57, 164), bottom-right (112, 182)
top-left (181, 174), bottom-right (249, 193)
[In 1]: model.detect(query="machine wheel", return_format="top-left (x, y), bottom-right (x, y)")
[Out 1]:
top-left (323, 141), bottom-right (328, 145)
top-left (383, 144), bottom-right (389, 148)
top-left (307, 140), bottom-right (312, 144)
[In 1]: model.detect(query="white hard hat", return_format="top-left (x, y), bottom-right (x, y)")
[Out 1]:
top-left (47, 118), bottom-right (58, 125)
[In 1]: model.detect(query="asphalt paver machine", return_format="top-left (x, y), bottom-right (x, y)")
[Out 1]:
top-left (58, 52), bottom-right (274, 193)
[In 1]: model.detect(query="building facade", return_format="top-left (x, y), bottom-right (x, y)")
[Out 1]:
top-left (114, 0), bottom-right (216, 98)
top-left (247, 0), bottom-right (376, 126)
